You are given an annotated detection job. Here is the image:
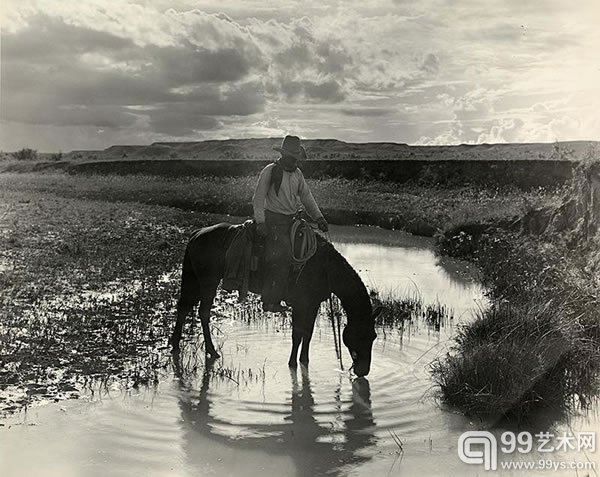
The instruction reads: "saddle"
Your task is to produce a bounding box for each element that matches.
[222,218,318,302]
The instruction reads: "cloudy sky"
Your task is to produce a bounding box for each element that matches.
[1,0,599,151]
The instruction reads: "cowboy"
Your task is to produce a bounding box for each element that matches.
[253,135,328,312]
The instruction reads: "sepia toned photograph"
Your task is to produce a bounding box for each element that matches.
[1,1,599,475]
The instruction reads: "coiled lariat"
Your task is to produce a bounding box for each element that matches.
[290,219,318,265]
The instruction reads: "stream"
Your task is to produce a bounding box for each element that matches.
[0,225,597,476]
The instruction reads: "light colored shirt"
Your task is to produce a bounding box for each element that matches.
[253,163,324,224]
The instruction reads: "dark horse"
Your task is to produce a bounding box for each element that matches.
[171,223,378,376]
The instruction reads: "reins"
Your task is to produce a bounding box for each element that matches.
[324,231,344,370]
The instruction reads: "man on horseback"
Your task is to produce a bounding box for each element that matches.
[253,135,328,312]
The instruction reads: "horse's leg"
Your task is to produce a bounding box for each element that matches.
[198,285,220,359]
[171,251,201,349]
[171,299,194,349]
[299,304,320,366]
[288,314,303,368]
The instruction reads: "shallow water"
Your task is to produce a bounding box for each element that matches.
[1,226,598,476]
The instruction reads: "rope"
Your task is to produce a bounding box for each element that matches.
[290,219,318,266]
[325,231,344,370]
[329,294,340,361]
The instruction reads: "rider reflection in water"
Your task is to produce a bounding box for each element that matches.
[253,135,329,313]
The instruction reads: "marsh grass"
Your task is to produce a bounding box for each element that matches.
[0,172,558,235]
[0,187,223,413]
[174,332,268,388]
[431,236,600,420]
[431,301,599,420]
[215,286,455,342]
[369,289,453,333]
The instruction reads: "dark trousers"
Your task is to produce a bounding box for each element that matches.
[262,210,293,304]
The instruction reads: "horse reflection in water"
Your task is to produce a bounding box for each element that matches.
[173,354,377,476]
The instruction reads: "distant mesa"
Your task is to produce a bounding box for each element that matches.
[60,138,599,163]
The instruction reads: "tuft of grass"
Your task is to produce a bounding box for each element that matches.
[431,301,599,420]
[369,289,453,332]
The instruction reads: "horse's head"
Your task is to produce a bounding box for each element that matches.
[342,306,381,377]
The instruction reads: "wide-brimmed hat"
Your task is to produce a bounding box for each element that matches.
[273,135,307,161]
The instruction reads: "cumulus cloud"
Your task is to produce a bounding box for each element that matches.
[272,78,347,103]
[149,45,253,85]
[0,5,362,146]
[2,15,134,59]
[0,0,598,150]
[1,9,268,141]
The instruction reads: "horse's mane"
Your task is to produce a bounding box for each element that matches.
[321,239,365,287]
[316,236,373,329]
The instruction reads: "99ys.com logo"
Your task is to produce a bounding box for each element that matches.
[458,430,596,471]
[458,432,498,470]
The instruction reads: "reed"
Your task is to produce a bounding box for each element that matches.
[369,289,453,332]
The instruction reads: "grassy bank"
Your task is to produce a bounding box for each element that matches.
[432,163,600,421]
[0,172,559,236]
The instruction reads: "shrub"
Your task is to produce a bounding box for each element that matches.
[12,148,38,161]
